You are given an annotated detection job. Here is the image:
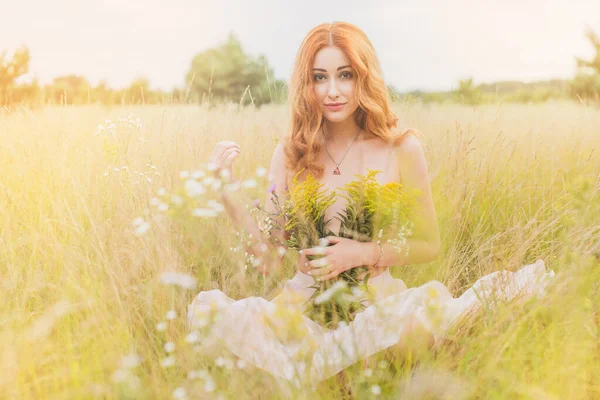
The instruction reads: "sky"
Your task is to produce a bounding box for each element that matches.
[1,0,599,92]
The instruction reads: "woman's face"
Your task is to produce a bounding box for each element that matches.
[312,46,359,123]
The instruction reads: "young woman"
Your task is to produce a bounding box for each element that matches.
[188,21,554,388]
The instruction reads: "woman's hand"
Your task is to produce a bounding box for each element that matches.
[300,236,382,281]
[209,140,240,178]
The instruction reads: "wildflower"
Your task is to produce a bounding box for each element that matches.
[256,167,267,177]
[207,199,225,213]
[236,359,247,369]
[241,179,258,189]
[219,169,231,180]
[172,387,187,399]
[252,199,260,208]
[157,203,169,212]
[215,356,234,369]
[132,218,150,236]
[364,368,373,377]
[191,169,205,179]
[166,310,177,320]
[211,180,222,191]
[156,322,167,332]
[224,181,241,192]
[314,281,347,305]
[180,170,190,179]
[160,356,176,368]
[185,331,200,343]
[157,187,167,196]
[132,217,144,226]
[171,195,183,206]
[203,377,216,392]
[277,246,286,257]
[160,272,197,289]
[206,162,218,172]
[111,369,128,383]
[94,124,104,136]
[268,183,277,193]
[120,353,142,369]
[311,246,328,256]
[202,176,215,186]
[185,179,206,197]
[192,208,218,218]
[164,342,175,353]
[187,370,198,380]
[371,384,381,396]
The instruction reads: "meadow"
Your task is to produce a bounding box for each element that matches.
[1,101,599,399]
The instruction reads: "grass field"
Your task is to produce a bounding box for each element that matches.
[1,101,599,399]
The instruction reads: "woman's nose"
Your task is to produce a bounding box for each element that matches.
[327,79,340,98]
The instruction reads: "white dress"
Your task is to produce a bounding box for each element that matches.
[187,258,555,388]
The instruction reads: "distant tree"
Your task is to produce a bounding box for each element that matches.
[454,77,482,105]
[571,27,600,102]
[185,33,279,107]
[124,77,151,104]
[91,81,118,105]
[0,46,31,106]
[46,75,90,105]
[575,28,600,74]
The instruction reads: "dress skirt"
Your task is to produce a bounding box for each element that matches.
[187,260,555,388]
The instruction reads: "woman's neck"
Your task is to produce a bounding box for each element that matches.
[321,117,363,146]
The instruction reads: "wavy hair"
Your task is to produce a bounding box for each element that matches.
[282,21,416,188]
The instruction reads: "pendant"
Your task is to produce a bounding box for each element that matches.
[333,167,341,175]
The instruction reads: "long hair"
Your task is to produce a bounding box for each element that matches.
[283,21,415,188]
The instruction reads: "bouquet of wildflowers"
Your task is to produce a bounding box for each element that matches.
[253,168,419,329]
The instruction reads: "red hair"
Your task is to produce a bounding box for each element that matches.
[282,21,415,188]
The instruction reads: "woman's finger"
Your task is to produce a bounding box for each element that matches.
[215,142,240,160]
[308,265,331,277]
[325,236,342,244]
[224,149,240,166]
[301,246,329,257]
[308,256,330,269]
[314,267,341,282]
[298,252,311,274]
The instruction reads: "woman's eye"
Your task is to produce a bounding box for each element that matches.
[313,72,352,82]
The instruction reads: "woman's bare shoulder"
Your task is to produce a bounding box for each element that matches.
[392,129,430,187]
[394,129,424,153]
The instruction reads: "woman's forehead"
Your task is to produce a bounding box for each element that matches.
[313,46,350,69]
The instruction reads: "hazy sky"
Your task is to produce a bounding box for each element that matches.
[1,0,599,92]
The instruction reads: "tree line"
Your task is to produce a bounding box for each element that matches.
[0,33,289,108]
[1,29,600,109]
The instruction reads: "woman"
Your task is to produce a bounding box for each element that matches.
[187,21,554,388]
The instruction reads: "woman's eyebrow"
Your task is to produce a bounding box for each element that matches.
[312,65,351,72]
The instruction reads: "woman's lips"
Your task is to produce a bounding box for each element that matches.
[326,103,345,111]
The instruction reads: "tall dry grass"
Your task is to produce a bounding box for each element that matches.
[0,101,599,399]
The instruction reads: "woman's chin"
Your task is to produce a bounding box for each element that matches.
[323,111,350,122]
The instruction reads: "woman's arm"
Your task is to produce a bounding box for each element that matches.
[216,141,289,274]
[362,133,441,269]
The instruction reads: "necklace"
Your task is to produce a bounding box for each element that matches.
[322,126,362,175]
